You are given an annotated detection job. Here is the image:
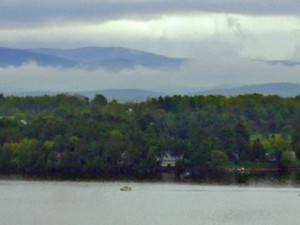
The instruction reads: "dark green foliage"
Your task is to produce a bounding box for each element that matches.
[211,150,228,167]
[91,94,108,108]
[251,138,266,161]
[0,94,4,101]
[0,93,299,173]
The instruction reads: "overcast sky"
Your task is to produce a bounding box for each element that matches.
[0,0,300,92]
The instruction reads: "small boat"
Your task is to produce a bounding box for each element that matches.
[120,186,132,191]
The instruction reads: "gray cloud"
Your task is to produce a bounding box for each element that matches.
[0,0,299,93]
[293,46,300,61]
[0,0,299,26]
[1,14,298,61]
[226,17,247,40]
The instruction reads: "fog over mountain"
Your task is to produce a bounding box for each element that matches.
[0,47,188,70]
[1,46,300,95]
[0,1,299,93]
[0,48,76,67]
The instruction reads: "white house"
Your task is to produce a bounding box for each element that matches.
[157,153,183,167]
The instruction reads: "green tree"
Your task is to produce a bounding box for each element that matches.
[263,134,292,166]
[281,151,297,167]
[91,94,108,107]
[211,150,228,167]
[0,93,5,101]
[234,123,251,161]
[251,138,266,161]
[291,119,300,160]
[188,128,214,166]
[7,138,39,170]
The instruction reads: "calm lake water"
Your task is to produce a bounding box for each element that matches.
[0,175,300,225]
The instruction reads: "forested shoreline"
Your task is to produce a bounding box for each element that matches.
[1,93,300,175]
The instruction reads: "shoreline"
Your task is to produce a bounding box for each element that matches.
[0,167,299,182]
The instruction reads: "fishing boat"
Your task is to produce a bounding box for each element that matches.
[120,186,132,191]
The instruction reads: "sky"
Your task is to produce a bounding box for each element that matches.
[0,0,300,93]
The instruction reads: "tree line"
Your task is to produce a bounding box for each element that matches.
[0,93,300,174]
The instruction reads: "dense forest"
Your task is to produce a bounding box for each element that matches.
[0,93,300,175]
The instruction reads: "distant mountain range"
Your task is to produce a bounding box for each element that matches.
[1,46,298,70]
[0,47,188,70]
[77,89,165,102]
[7,89,166,103]
[193,83,300,97]
[253,59,300,67]
[0,48,76,67]
[6,83,300,102]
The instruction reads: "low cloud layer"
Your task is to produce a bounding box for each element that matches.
[1,51,299,94]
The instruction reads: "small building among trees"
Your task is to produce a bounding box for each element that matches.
[157,153,183,168]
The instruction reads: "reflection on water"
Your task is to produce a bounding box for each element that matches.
[2,171,300,186]
[1,170,300,187]
[199,171,300,186]
[160,170,300,187]
[0,178,300,225]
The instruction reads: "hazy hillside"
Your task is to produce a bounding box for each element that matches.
[28,47,189,70]
[5,83,300,102]
[254,59,300,67]
[77,89,166,102]
[0,48,76,67]
[7,89,166,103]
[0,47,188,70]
[194,83,300,97]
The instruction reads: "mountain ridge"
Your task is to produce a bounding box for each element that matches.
[0,47,76,67]
[193,82,300,97]
[0,46,188,70]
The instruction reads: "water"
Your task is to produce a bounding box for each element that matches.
[0,179,300,225]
